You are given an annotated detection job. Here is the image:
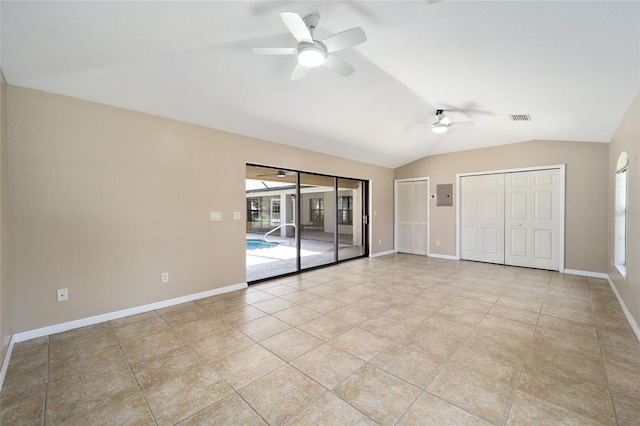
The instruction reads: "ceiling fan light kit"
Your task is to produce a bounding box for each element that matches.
[432,124,449,134]
[297,43,325,67]
[253,11,367,80]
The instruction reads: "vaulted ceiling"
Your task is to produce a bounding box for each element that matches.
[1,1,638,168]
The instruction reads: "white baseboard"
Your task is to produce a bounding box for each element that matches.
[0,336,15,392]
[606,276,640,342]
[369,250,395,258]
[563,269,610,279]
[428,253,459,260]
[13,282,248,344]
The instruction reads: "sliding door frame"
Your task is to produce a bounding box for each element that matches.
[246,163,369,283]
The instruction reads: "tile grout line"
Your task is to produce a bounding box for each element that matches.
[41,336,50,426]
[158,302,327,425]
[423,270,506,425]
[107,321,158,426]
[501,274,550,426]
[589,280,622,426]
[148,307,256,425]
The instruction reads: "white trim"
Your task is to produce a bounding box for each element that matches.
[456,164,566,272]
[563,269,610,279]
[368,179,373,257]
[456,164,566,178]
[394,177,430,256]
[0,336,15,392]
[427,253,459,261]
[606,275,640,342]
[370,250,395,258]
[558,165,566,273]
[13,282,247,343]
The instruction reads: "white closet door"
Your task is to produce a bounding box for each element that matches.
[460,174,505,263]
[505,169,560,269]
[396,180,429,255]
[411,180,429,255]
[397,182,413,253]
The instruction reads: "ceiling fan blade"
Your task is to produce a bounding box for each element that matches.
[290,63,310,80]
[323,55,355,77]
[450,121,475,127]
[280,12,313,43]
[323,27,367,53]
[252,47,297,55]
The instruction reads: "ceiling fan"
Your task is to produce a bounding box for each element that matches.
[414,109,475,134]
[256,170,294,179]
[252,12,367,80]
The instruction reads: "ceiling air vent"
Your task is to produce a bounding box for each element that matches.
[509,114,531,121]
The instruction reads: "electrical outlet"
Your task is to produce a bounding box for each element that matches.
[57,288,68,302]
[378,239,382,245]
[161,273,169,283]
[436,240,440,247]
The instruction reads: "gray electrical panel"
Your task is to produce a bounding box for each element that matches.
[436,184,453,206]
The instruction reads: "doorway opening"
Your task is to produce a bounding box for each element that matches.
[246,164,369,282]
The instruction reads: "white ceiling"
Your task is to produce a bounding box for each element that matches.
[1,1,639,168]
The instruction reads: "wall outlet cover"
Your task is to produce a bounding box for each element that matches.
[57,288,68,302]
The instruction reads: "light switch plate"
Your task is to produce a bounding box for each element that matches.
[233,211,241,220]
[209,212,222,221]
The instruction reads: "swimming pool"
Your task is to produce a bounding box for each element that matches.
[246,239,279,250]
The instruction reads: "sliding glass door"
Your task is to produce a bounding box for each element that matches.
[246,164,368,282]
[337,178,367,261]
[300,173,335,270]
[245,165,297,282]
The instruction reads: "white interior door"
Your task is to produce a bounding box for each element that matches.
[396,180,429,255]
[411,181,429,255]
[505,169,560,269]
[460,174,505,264]
[397,182,413,253]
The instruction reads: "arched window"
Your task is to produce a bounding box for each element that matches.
[615,151,629,278]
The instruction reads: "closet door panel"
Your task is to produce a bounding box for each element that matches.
[461,174,504,264]
[534,229,553,260]
[530,169,560,269]
[396,180,429,255]
[397,223,412,254]
[412,181,429,255]
[396,182,412,253]
[505,169,560,269]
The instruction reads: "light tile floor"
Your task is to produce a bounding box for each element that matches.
[2,254,640,425]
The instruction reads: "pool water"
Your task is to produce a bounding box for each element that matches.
[246,239,279,250]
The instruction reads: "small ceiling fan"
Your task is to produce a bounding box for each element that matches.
[414,109,475,134]
[256,170,294,179]
[252,12,367,80]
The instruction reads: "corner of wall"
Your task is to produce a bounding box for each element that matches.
[607,91,640,340]
[0,69,13,381]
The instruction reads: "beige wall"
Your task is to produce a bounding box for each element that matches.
[8,86,394,332]
[0,71,11,366]
[608,92,639,328]
[395,140,609,273]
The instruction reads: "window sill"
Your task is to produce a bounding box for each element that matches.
[615,264,627,279]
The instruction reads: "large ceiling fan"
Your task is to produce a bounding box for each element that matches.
[414,109,475,134]
[252,12,367,80]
